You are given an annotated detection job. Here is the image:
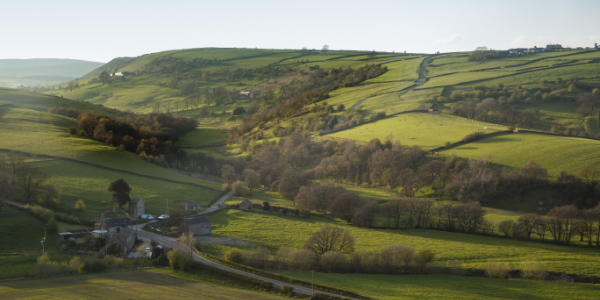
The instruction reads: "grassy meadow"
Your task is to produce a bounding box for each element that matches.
[323,112,505,150]
[0,107,221,189]
[30,159,220,218]
[276,271,600,300]
[211,210,600,277]
[441,132,600,175]
[0,207,72,279]
[174,126,230,148]
[0,269,289,300]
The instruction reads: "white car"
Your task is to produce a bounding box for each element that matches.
[145,247,151,253]
[158,214,170,220]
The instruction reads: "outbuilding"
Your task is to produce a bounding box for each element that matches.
[181,216,212,235]
[239,199,252,211]
[129,198,145,217]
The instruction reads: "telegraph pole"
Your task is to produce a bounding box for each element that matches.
[42,226,46,255]
[312,269,314,297]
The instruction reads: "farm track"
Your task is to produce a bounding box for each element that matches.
[0,148,220,191]
[135,227,362,299]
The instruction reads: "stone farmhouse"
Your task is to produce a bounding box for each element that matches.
[181,216,211,235]
[105,226,137,257]
[178,201,199,211]
[129,198,145,218]
[94,215,133,239]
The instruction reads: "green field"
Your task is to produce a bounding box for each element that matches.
[323,112,505,150]
[0,87,106,113]
[0,107,221,189]
[0,269,289,300]
[174,127,230,148]
[31,159,219,218]
[211,210,600,277]
[276,271,600,300]
[0,208,71,279]
[441,132,600,175]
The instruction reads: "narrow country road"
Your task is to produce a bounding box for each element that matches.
[200,190,233,214]
[134,228,361,299]
[397,56,430,99]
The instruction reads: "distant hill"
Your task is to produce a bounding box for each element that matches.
[0,58,104,88]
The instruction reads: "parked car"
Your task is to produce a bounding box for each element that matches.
[145,247,151,253]
[158,214,170,220]
[146,215,155,220]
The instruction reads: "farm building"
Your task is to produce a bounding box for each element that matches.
[239,91,250,99]
[94,215,133,238]
[207,88,216,94]
[178,201,198,211]
[105,226,137,257]
[129,198,145,217]
[239,199,252,211]
[181,216,211,235]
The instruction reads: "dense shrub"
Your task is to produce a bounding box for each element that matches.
[462,131,486,143]
[224,249,245,264]
[232,180,246,196]
[485,261,510,279]
[521,261,548,280]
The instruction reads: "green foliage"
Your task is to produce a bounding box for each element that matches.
[224,249,245,264]
[211,210,600,277]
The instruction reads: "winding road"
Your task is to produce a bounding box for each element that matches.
[134,226,360,299]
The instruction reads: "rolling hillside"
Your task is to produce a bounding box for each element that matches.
[0,58,104,88]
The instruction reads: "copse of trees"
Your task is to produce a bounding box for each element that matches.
[75,111,197,167]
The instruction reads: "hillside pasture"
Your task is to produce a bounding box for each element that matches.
[31,159,219,218]
[0,269,289,299]
[211,210,600,277]
[276,271,600,300]
[174,127,229,148]
[441,132,600,175]
[324,112,505,150]
[0,209,71,279]
[0,107,221,189]
[0,87,104,112]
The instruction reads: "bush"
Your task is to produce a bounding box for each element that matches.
[80,256,108,273]
[444,141,451,148]
[414,248,435,274]
[75,199,86,211]
[224,249,245,264]
[68,127,77,135]
[521,261,548,280]
[462,131,485,143]
[46,217,58,233]
[232,106,246,115]
[498,220,514,237]
[262,201,270,211]
[319,251,348,273]
[336,104,345,111]
[232,181,246,196]
[485,261,510,279]
[167,248,192,271]
[221,183,230,192]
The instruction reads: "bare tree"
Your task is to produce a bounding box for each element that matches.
[221,164,236,185]
[303,226,355,256]
[243,168,260,195]
[15,165,48,203]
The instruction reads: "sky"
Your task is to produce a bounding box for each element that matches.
[1,0,599,62]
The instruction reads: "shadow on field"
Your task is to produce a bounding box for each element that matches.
[0,269,189,290]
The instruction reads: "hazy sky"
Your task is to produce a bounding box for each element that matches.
[1,0,599,62]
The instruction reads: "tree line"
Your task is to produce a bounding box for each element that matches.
[228,64,387,141]
[72,111,197,167]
